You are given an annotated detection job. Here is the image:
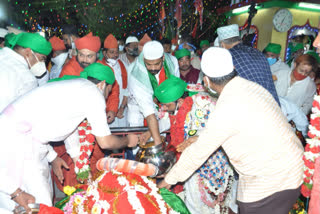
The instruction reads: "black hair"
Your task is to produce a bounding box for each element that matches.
[62,24,78,35]
[220,36,241,45]
[87,76,108,85]
[207,70,238,85]
[160,38,171,45]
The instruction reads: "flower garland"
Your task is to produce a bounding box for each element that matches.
[302,96,320,197]
[75,120,95,182]
[169,96,194,148]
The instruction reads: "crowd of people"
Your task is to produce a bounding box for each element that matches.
[0,22,320,214]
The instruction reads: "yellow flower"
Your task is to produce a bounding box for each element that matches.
[63,186,76,196]
[92,204,101,214]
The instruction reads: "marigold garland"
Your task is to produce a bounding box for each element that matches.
[75,120,95,182]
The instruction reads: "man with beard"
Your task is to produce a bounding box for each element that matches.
[175,48,200,84]
[61,24,79,58]
[119,36,139,66]
[101,34,128,127]
[128,41,179,146]
[59,32,119,123]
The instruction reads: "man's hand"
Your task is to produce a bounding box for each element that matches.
[107,111,116,123]
[127,134,139,147]
[176,136,199,152]
[52,157,69,184]
[139,131,152,146]
[116,107,125,119]
[11,189,35,214]
[157,179,171,190]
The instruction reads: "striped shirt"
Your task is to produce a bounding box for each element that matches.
[165,77,304,203]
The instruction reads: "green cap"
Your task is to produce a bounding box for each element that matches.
[200,40,210,48]
[4,33,16,49]
[306,51,320,63]
[13,33,52,55]
[291,43,304,53]
[175,48,191,60]
[48,75,82,83]
[154,77,187,103]
[264,43,281,54]
[80,63,115,85]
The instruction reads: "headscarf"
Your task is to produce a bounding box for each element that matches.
[75,32,101,53]
[200,40,209,48]
[139,34,152,47]
[80,63,115,85]
[104,34,118,49]
[154,77,187,103]
[48,75,82,83]
[49,36,66,51]
[175,48,191,60]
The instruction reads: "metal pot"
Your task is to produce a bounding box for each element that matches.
[14,203,40,214]
[135,139,176,176]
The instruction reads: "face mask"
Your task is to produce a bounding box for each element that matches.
[293,69,308,81]
[107,58,117,67]
[51,52,68,67]
[127,47,139,56]
[26,50,47,77]
[267,57,277,66]
[119,45,124,52]
[204,76,219,98]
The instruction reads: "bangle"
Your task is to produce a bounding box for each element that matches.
[11,189,24,200]
[120,105,126,109]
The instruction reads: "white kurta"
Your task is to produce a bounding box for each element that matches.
[106,59,129,128]
[49,52,68,80]
[0,79,110,211]
[270,59,291,75]
[274,69,316,115]
[127,53,180,127]
[0,47,38,112]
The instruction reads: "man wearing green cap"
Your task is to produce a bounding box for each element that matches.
[0,63,139,212]
[287,43,305,69]
[142,77,237,213]
[263,43,291,79]
[0,32,52,112]
[200,40,210,53]
[175,48,201,84]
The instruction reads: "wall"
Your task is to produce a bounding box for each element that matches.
[229,7,320,60]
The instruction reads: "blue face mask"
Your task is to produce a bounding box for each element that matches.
[267,57,277,66]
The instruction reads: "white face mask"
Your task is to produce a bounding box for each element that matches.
[204,76,219,97]
[26,50,47,77]
[107,58,117,67]
[119,45,124,52]
[51,52,68,67]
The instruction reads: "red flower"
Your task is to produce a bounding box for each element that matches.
[80,152,89,160]
[305,159,315,169]
[76,161,85,169]
[311,117,320,130]
[304,169,312,177]
[304,177,311,183]
[78,130,86,136]
[312,100,320,110]
[310,146,320,153]
[86,134,95,143]
[88,144,94,151]
[308,131,316,139]
[301,184,311,197]
[305,144,310,152]
[79,138,85,143]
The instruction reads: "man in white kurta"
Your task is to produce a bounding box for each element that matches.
[0,32,52,112]
[275,54,317,115]
[0,63,138,212]
[128,41,179,145]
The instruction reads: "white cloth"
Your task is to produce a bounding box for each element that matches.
[127,53,179,127]
[50,52,68,79]
[270,58,291,75]
[217,24,240,41]
[190,51,201,70]
[119,53,136,67]
[37,70,49,86]
[0,47,38,112]
[143,41,164,60]
[274,69,316,115]
[279,97,309,137]
[0,79,110,211]
[106,59,129,128]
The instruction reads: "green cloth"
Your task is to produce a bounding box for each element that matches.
[155,77,187,103]
[306,51,320,63]
[175,48,191,60]
[160,188,191,214]
[80,63,115,85]
[291,43,304,53]
[265,43,281,54]
[4,33,16,49]
[48,75,82,83]
[200,40,209,48]
[14,32,52,55]
[147,59,174,92]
